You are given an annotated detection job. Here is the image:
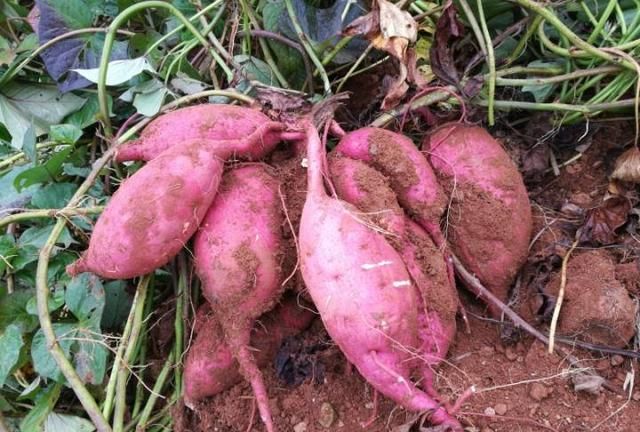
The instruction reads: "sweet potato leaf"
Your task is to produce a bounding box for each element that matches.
[35,0,128,92]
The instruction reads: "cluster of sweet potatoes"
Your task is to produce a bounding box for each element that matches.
[67,103,532,432]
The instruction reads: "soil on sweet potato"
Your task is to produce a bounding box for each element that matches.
[174,121,640,432]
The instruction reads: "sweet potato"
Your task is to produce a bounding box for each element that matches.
[193,164,285,432]
[423,123,533,317]
[334,127,448,245]
[67,138,223,279]
[183,296,315,408]
[328,156,458,397]
[300,123,461,430]
[116,104,289,162]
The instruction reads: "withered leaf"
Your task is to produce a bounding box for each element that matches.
[580,196,631,245]
[429,0,465,87]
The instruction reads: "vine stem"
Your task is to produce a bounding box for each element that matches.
[476,0,496,125]
[101,277,149,421]
[494,65,622,86]
[0,207,103,230]
[477,97,639,113]
[98,1,234,135]
[113,276,150,432]
[283,0,331,94]
[34,89,243,432]
[36,151,117,432]
[370,87,456,127]
[512,0,638,70]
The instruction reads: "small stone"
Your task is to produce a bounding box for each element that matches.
[293,421,308,432]
[494,403,508,416]
[505,346,518,361]
[529,383,551,401]
[481,428,494,432]
[480,345,494,357]
[364,402,374,409]
[611,355,624,367]
[632,392,640,401]
[290,416,299,425]
[318,403,336,428]
[483,407,496,416]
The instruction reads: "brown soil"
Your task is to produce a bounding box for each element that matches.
[544,249,637,348]
[176,121,640,432]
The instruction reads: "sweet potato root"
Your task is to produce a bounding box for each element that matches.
[300,123,461,430]
[67,138,223,279]
[116,104,288,162]
[183,296,315,407]
[334,127,448,244]
[193,164,285,432]
[424,123,533,317]
[328,156,458,397]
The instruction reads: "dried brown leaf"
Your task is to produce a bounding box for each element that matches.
[429,0,464,87]
[611,147,640,183]
[580,196,631,245]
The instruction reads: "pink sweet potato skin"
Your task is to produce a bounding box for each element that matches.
[116,104,282,162]
[424,123,533,316]
[67,139,222,279]
[300,124,460,430]
[183,297,315,407]
[193,164,284,432]
[334,127,448,243]
[328,156,458,387]
[194,164,284,318]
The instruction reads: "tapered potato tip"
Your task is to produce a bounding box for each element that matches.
[611,147,640,183]
[114,139,144,163]
[66,258,88,277]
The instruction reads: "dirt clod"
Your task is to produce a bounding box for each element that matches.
[294,421,308,432]
[611,354,625,367]
[494,403,508,416]
[529,383,552,401]
[546,249,638,348]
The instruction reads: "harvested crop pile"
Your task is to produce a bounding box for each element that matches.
[67,102,542,431]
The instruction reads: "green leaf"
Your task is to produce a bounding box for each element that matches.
[26,289,65,316]
[0,165,41,212]
[65,94,109,129]
[0,83,85,149]
[102,281,133,331]
[31,323,75,382]
[17,224,75,250]
[16,34,38,54]
[133,83,169,117]
[522,60,562,103]
[0,235,17,275]
[0,36,15,66]
[65,274,104,323]
[49,124,82,144]
[44,413,95,432]
[73,57,155,86]
[22,124,37,165]
[234,55,276,86]
[0,324,24,387]
[31,183,76,209]
[13,145,74,191]
[19,383,62,432]
[73,321,107,385]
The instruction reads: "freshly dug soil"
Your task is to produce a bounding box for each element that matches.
[544,249,637,348]
[175,122,640,432]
